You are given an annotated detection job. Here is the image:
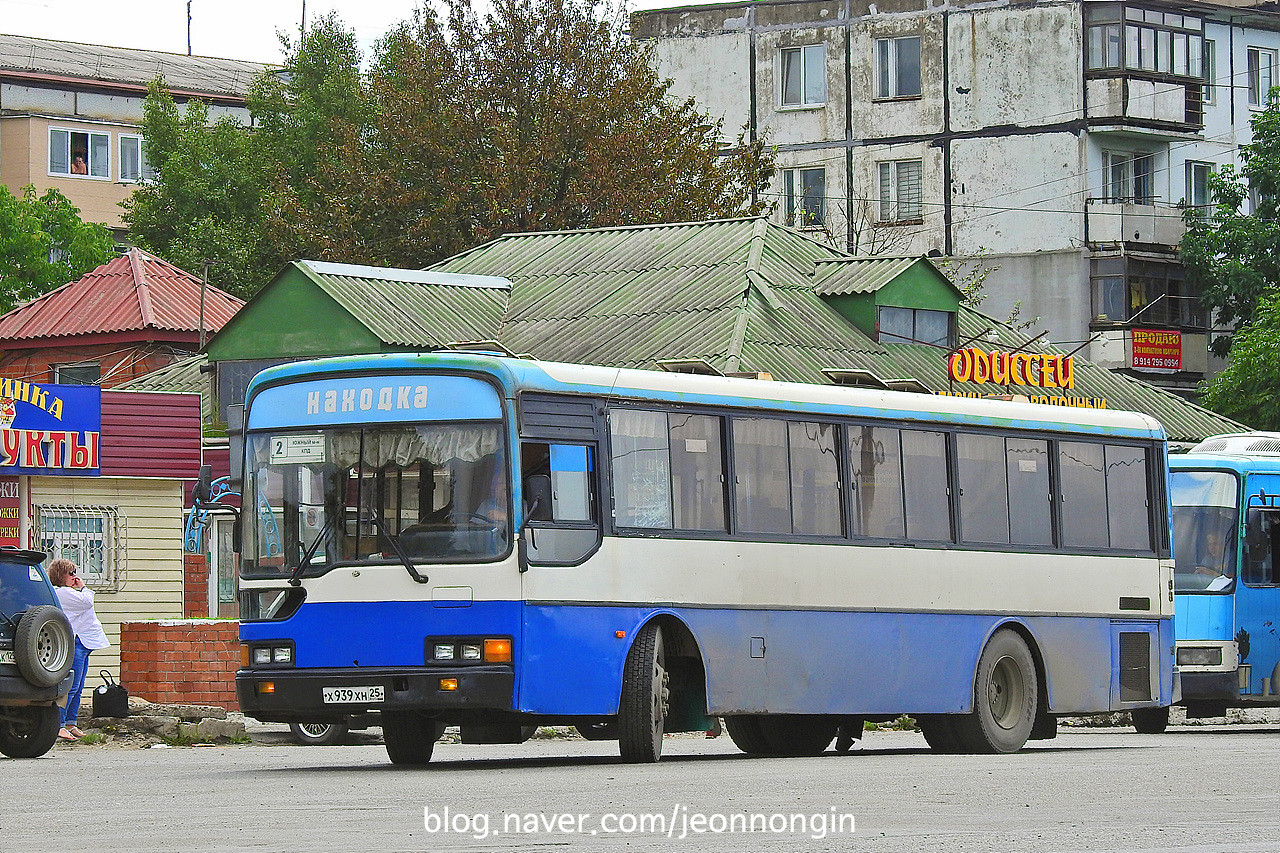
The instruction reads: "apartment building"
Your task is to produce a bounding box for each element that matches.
[633,0,1280,392]
[0,33,267,238]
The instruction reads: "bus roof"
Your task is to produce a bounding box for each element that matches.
[247,351,1167,440]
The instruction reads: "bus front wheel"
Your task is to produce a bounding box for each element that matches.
[1131,706,1170,734]
[618,623,668,763]
[382,711,439,765]
[953,629,1038,754]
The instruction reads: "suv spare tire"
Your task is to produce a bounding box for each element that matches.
[15,605,74,688]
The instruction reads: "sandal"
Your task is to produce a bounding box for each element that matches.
[58,728,78,741]
[67,726,86,738]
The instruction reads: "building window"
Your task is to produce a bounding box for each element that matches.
[875,36,922,99]
[877,159,923,222]
[1091,256,1204,329]
[779,44,826,107]
[1102,151,1155,204]
[35,505,126,592]
[1085,5,1203,78]
[49,128,109,178]
[119,135,154,183]
[1184,161,1213,217]
[1248,47,1277,108]
[1202,39,1215,104]
[782,167,825,227]
[877,306,953,347]
[55,362,101,385]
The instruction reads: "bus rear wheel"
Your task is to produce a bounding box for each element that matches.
[618,623,668,763]
[1131,706,1170,734]
[724,715,773,755]
[382,711,439,765]
[952,629,1038,754]
[917,715,965,754]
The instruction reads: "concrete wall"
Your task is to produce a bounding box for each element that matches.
[957,249,1091,349]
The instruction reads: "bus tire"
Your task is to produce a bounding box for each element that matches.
[917,715,965,753]
[618,622,668,763]
[1131,706,1170,734]
[289,721,349,746]
[724,715,773,755]
[953,629,1038,754]
[382,711,438,765]
[756,715,838,756]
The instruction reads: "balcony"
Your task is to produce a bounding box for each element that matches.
[1087,200,1186,247]
[1086,76,1203,135]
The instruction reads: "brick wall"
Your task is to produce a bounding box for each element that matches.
[119,620,239,710]
[183,554,209,618]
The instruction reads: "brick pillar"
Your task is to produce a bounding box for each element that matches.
[183,553,209,618]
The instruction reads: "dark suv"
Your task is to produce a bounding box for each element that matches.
[0,547,74,758]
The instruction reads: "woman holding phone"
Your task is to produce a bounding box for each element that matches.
[48,559,109,741]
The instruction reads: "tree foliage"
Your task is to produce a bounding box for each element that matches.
[1201,288,1280,430]
[0,185,115,314]
[1181,88,1280,358]
[126,2,774,296]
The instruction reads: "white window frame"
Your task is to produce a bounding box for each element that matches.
[778,44,826,108]
[48,127,111,180]
[1202,38,1215,104]
[118,134,154,183]
[782,167,826,227]
[35,505,127,593]
[875,36,923,99]
[1184,161,1213,215]
[1248,46,1277,108]
[877,159,923,223]
[1102,150,1155,205]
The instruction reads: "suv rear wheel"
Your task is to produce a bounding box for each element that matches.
[0,704,61,758]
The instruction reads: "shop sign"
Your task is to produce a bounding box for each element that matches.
[1131,328,1182,372]
[0,381,100,476]
[947,348,1075,389]
[0,477,17,548]
[937,391,1107,408]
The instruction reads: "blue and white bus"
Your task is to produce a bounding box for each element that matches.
[227,351,1175,763]
[1167,433,1280,727]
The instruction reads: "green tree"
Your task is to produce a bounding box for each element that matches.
[0,185,115,314]
[1181,88,1280,357]
[122,82,276,300]
[1201,287,1280,429]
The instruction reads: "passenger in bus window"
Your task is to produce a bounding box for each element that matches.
[1194,526,1235,590]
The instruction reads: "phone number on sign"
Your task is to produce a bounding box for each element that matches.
[1134,357,1180,369]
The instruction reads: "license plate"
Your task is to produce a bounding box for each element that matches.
[322,685,384,704]
[0,650,14,665]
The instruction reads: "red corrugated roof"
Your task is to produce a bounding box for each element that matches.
[0,249,243,343]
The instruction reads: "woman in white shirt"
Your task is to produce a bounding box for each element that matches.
[48,559,110,741]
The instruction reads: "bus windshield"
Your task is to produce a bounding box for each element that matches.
[1171,469,1238,593]
[241,424,507,578]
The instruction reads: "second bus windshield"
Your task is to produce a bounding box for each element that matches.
[1171,470,1238,593]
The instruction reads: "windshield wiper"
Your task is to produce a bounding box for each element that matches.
[287,527,328,587]
[363,508,429,584]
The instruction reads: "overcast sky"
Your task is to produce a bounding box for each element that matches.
[0,0,691,65]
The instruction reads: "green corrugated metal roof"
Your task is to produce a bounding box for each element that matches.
[429,217,1242,443]
[120,354,213,422]
[295,261,510,348]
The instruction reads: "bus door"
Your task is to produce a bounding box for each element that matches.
[1238,478,1280,695]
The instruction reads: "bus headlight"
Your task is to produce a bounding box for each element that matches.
[1177,647,1223,667]
[434,643,456,661]
[461,643,482,661]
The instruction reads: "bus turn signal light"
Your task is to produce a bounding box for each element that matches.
[439,678,458,691]
[258,681,275,694]
[484,638,512,662]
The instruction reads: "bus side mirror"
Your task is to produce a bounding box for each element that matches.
[227,404,244,490]
[524,474,553,522]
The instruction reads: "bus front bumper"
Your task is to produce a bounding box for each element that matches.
[236,666,514,723]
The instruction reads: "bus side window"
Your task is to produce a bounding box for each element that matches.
[1244,509,1280,586]
[521,442,600,566]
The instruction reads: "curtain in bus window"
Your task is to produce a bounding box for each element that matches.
[1006,438,1053,546]
[902,430,950,541]
[1058,442,1109,549]
[848,425,904,539]
[610,409,673,529]
[789,421,842,536]
[1105,445,1151,550]
[957,433,1010,545]
[733,418,791,534]
[668,413,726,531]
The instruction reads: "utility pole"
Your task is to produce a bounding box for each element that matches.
[301,1,307,35]
[187,1,193,55]
[199,260,209,350]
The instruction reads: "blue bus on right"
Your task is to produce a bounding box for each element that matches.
[1168,432,1280,726]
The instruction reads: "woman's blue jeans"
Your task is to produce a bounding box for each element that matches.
[62,639,91,725]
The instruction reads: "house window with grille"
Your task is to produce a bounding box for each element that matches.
[35,505,126,592]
